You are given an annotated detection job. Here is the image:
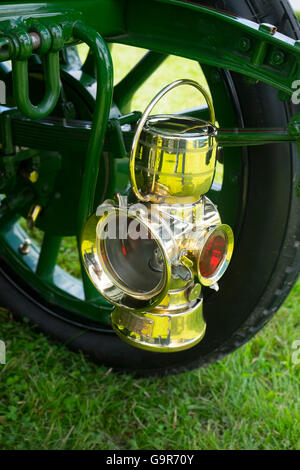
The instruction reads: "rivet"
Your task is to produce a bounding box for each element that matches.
[270,51,285,66]
[239,37,251,52]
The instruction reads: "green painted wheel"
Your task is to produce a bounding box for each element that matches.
[0,0,299,375]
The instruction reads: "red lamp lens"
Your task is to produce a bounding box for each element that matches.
[199,233,227,278]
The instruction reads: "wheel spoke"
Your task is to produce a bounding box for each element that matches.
[36,233,62,282]
[113,51,167,110]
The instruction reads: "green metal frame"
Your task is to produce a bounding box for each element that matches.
[1,1,300,94]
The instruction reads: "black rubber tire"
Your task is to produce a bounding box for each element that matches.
[0,0,300,376]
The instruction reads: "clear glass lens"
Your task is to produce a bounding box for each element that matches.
[102,214,165,295]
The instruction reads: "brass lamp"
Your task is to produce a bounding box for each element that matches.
[81,79,234,352]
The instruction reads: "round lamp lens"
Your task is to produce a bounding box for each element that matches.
[101,214,166,296]
[199,231,227,279]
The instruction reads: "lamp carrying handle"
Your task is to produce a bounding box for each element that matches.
[129,79,216,203]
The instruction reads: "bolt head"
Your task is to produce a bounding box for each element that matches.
[270,51,285,66]
[239,37,251,52]
[29,32,41,50]
[18,239,31,255]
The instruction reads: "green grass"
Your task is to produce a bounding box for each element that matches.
[0,44,300,451]
[0,281,299,450]
[110,44,208,114]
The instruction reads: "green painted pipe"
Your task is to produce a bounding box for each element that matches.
[12,51,61,120]
[72,21,114,232]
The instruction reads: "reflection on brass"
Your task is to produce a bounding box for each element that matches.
[134,115,217,204]
[27,204,42,229]
[111,298,205,353]
[130,79,217,204]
